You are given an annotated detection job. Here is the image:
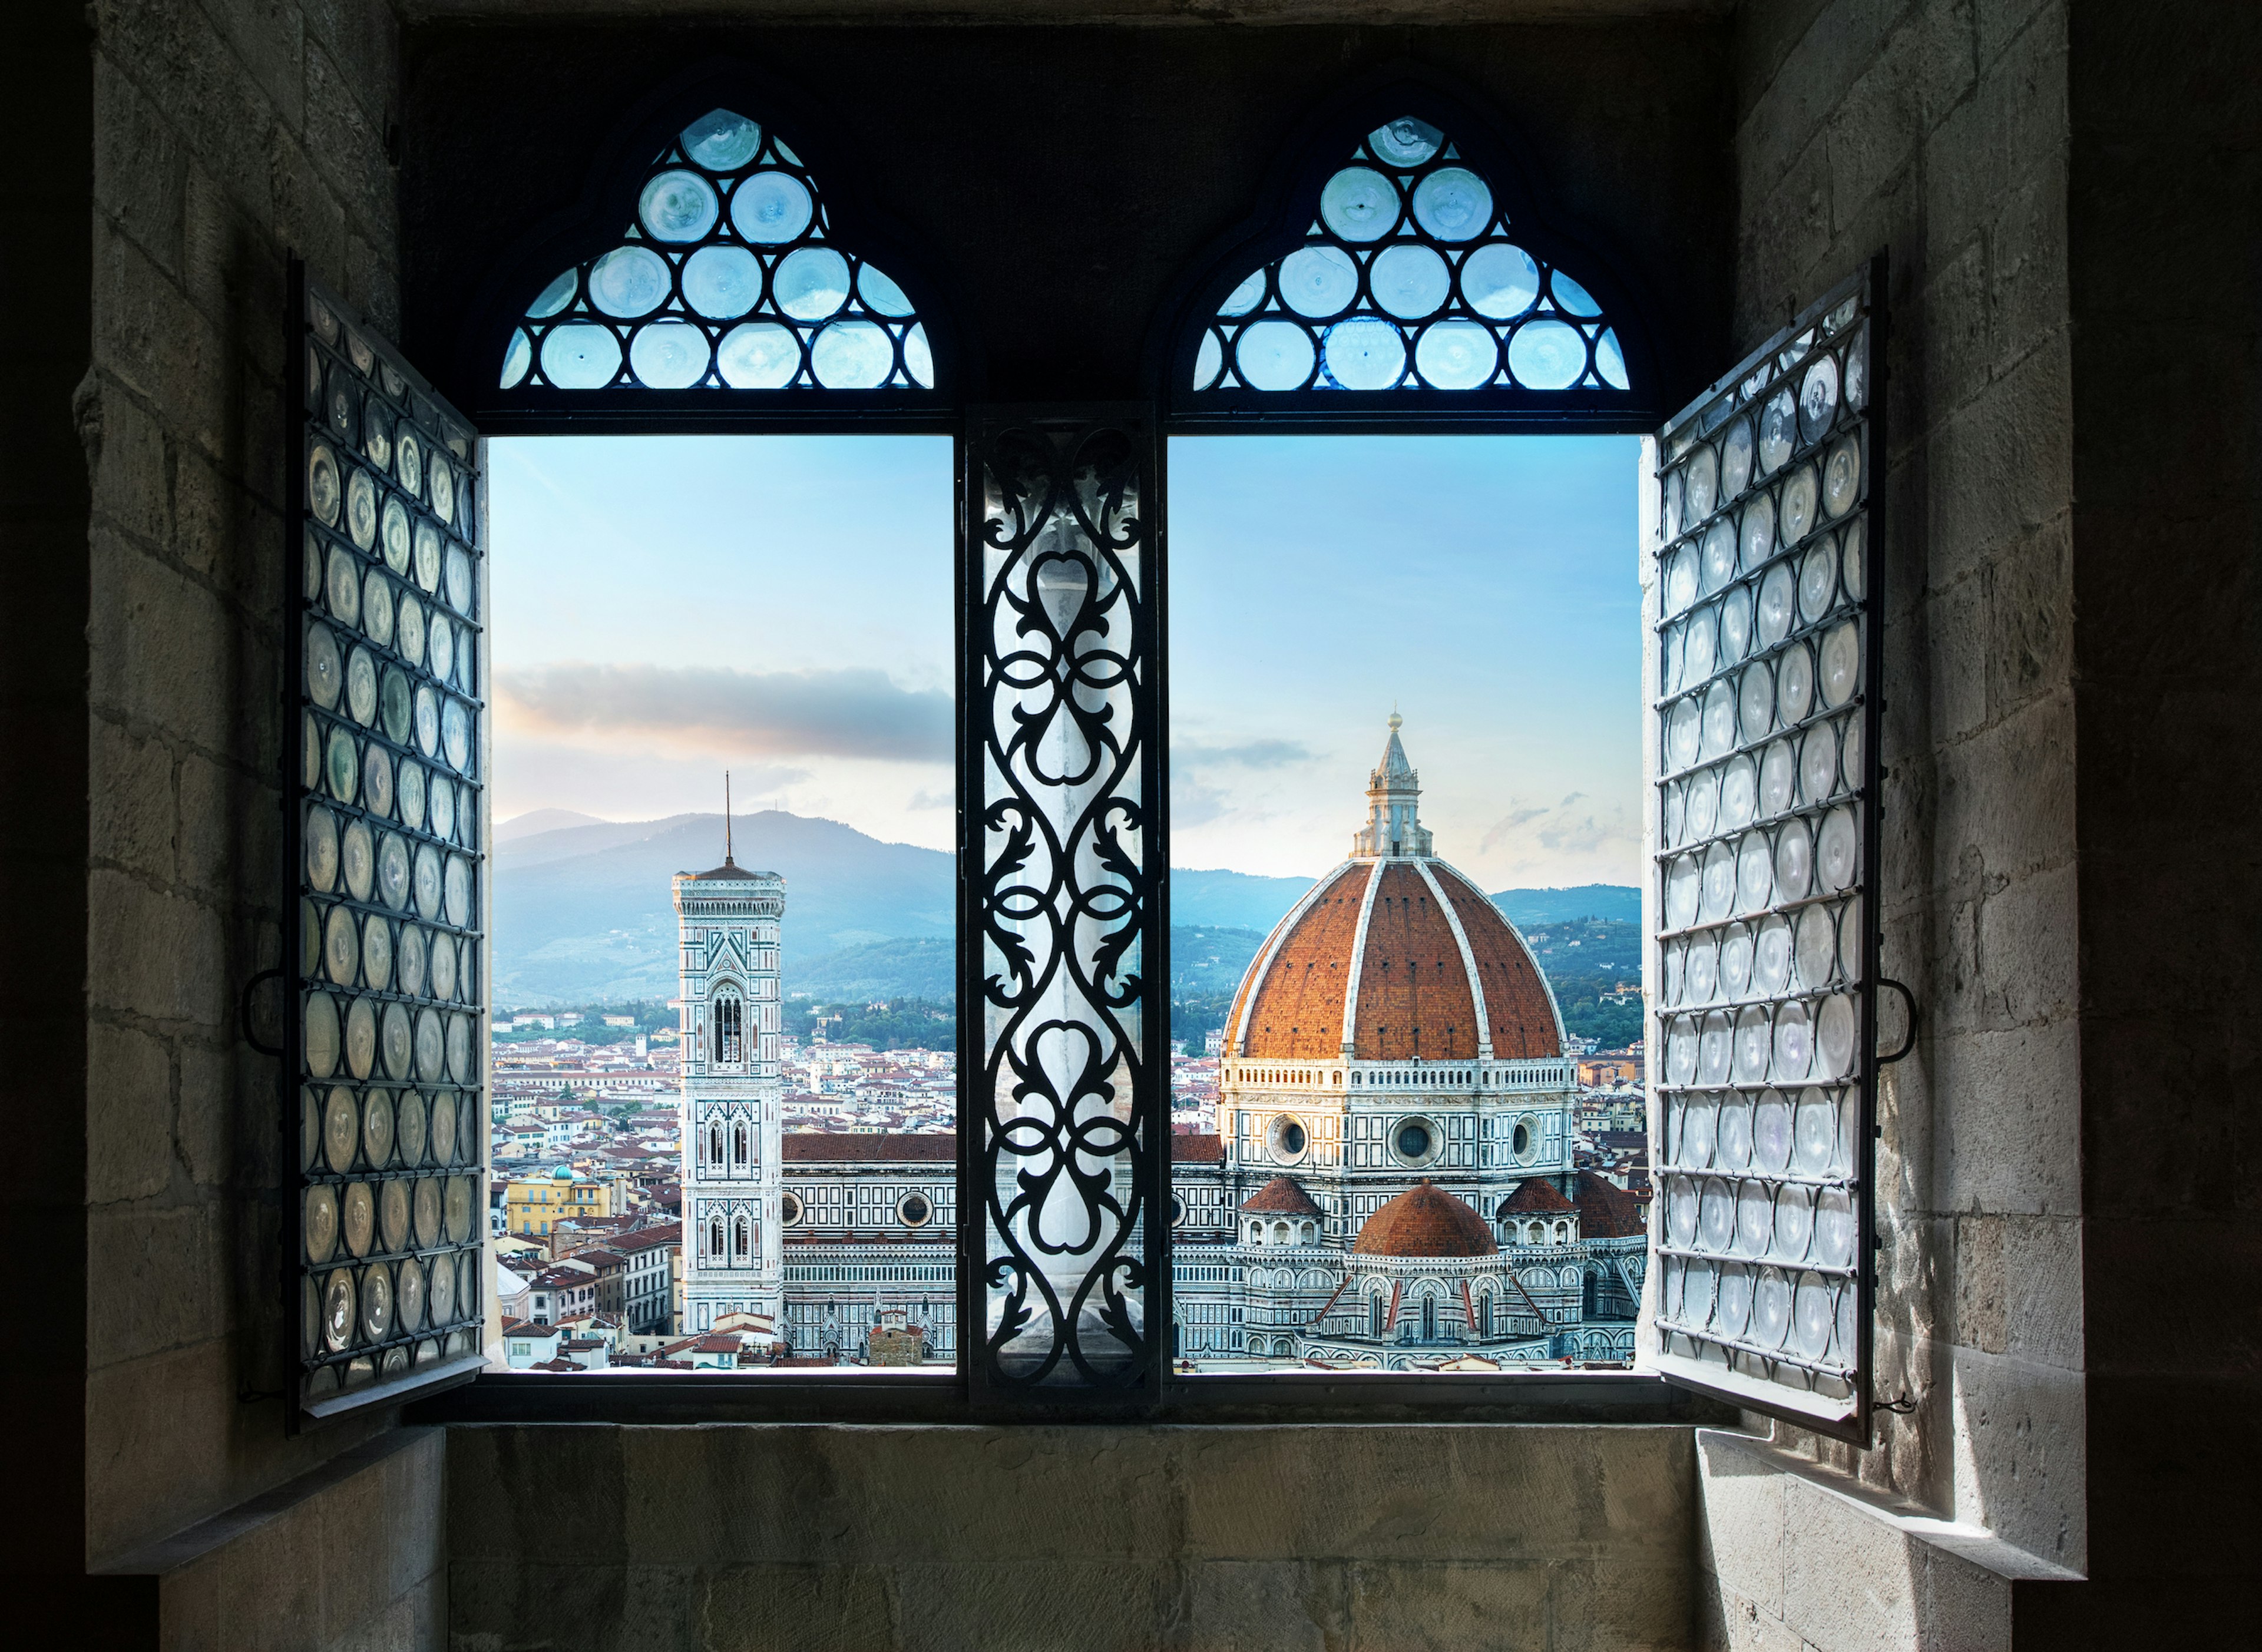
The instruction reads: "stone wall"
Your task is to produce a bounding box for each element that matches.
[100,1427,447,1652]
[1725,0,2079,1560]
[1700,0,2085,1639]
[80,0,408,1568]
[449,1423,1696,1652]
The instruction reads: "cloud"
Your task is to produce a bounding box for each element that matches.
[1479,792,1639,860]
[498,663,952,763]
[906,788,953,812]
[1174,737,1317,770]
[1171,773,1234,829]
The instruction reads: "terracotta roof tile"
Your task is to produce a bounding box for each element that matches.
[1575,1170,1645,1238]
[1431,863,1562,1058]
[1353,864,1478,1060]
[783,1133,953,1162]
[1502,1177,1576,1214]
[1351,1180,1497,1258]
[1232,863,1370,1058]
[1240,1175,1324,1217]
[1170,1133,1223,1163]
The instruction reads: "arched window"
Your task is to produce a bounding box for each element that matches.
[707,1217,724,1259]
[1477,1293,1493,1337]
[713,992,743,1064]
[1368,1293,1387,1338]
[733,1215,750,1260]
[1178,112,1634,410]
[732,1121,749,1166]
[500,108,934,395]
[707,1123,723,1167]
[1420,1295,1438,1342]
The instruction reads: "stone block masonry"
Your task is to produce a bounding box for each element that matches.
[80,0,411,1571]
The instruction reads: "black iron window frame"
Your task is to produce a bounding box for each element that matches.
[1642,259,1889,1446]
[287,264,492,1426]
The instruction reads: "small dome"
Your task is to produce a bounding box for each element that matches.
[1500,1177,1575,1214]
[1352,1180,1497,1258]
[1241,1175,1324,1217]
[1574,1170,1645,1238]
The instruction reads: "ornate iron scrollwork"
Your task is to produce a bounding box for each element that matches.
[964,410,1165,1401]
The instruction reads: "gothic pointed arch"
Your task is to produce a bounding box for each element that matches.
[1159,81,1662,426]
[468,69,954,423]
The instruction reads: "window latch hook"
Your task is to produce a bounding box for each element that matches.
[240,966,285,1058]
[1876,978,1918,1064]
[1874,1385,1920,1415]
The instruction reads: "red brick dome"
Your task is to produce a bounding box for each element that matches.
[1222,723,1564,1064]
[1351,1180,1499,1258]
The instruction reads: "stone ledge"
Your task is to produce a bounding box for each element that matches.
[92,1425,441,1579]
[1696,1428,2081,1652]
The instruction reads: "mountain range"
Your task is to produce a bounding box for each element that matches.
[491,809,1637,1007]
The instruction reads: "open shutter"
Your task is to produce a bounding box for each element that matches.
[963,408,1167,1405]
[289,264,488,1420]
[1645,261,1884,1442]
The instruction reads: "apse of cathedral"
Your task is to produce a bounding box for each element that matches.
[696,719,1642,1369]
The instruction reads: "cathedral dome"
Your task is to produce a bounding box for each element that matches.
[1241,1175,1324,1216]
[1222,719,1565,1062]
[1352,1180,1498,1258]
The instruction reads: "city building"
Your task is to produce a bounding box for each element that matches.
[504,1166,613,1238]
[753,721,1641,1368]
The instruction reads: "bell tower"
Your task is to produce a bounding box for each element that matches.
[674,783,786,1334]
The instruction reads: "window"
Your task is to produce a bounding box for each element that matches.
[1191,117,1626,400]
[312,76,1879,1430]
[713,992,743,1065]
[1645,269,1882,1441]
[501,109,934,396]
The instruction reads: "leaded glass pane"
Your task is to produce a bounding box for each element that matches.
[1189,117,1630,399]
[1645,264,1881,1442]
[502,108,933,393]
[967,412,1163,1400]
[293,269,488,1419]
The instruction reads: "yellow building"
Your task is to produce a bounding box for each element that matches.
[505,1166,614,1238]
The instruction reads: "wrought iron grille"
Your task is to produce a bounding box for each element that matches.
[1182,115,1630,406]
[963,410,1166,1403]
[1645,260,1885,1444]
[500,107,934,395]
[290,266,489,1420]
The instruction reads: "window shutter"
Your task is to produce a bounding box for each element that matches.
[289,264,488,1420]
[963,408,1166,1404]
[1645,260,1885,1442]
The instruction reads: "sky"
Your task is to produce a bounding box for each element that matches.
[487,432,1643,889]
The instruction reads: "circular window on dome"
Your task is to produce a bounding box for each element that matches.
[781,1191,803,1226]
[1268,1115,1309,1162]
[1171,1194,1186,1226]
[898,1192,932,1228]
[1512,1117,1537,1163]
[1392,1116,1441,1167]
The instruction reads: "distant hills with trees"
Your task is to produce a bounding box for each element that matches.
[493,809,1638,1019]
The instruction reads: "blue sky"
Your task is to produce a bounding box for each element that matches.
[488,433,1642,888]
